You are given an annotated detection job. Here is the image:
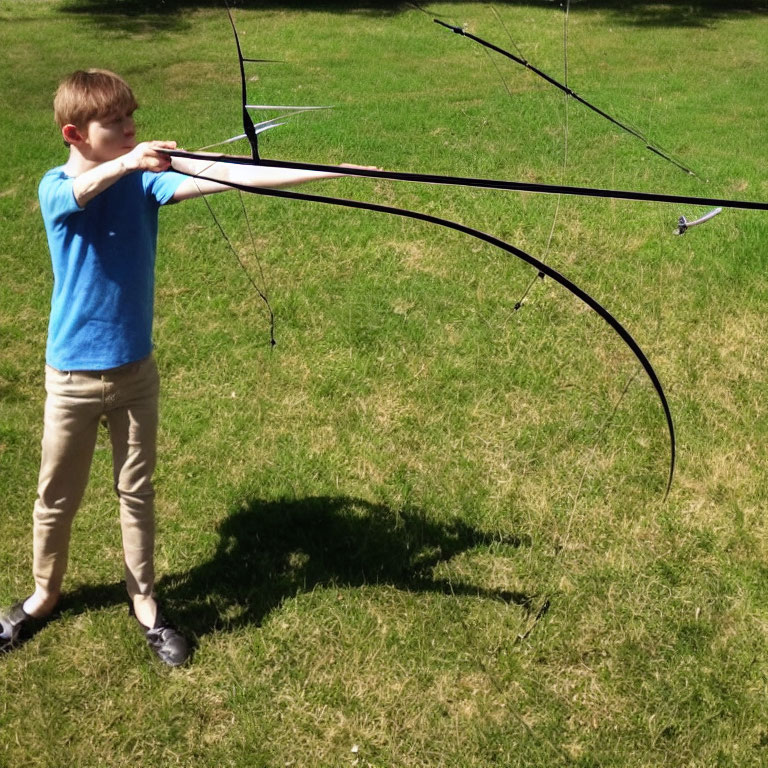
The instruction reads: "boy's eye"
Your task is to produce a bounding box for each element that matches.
[106,111,134,125]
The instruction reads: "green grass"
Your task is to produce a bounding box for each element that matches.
[2,1,768,766]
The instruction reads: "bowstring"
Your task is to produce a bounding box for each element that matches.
[479,3,664,642]
[237,187,275,344]
[186,157,276,347]
[512,0,570,311]
[503,0,573,642]
[530,4,672,629]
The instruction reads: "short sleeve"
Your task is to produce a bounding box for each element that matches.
[142,170,188,206]
[38,169,83,223]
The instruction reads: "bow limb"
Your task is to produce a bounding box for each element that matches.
[226,3,260,160]
[175,168,676,500]
[160,150,768,212]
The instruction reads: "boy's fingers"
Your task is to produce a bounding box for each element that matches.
[149,140,177,151]
[135,142,176,172]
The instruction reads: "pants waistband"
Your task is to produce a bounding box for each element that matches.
[48,354,153,379]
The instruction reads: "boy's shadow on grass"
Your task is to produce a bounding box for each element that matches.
[59,496,535,643]
[155,495,535,639]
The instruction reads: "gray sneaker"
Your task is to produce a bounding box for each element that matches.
[131,606,190,667]
[0,601,39,652]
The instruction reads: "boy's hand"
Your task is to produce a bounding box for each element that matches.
[121,141,178,173]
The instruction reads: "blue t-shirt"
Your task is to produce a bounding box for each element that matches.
[38,167,186,371]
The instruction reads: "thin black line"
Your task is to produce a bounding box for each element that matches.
[513,0,570,312]
[197,189,276,347]
[434,18,698,177]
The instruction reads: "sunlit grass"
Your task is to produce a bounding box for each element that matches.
[2,2,768,766]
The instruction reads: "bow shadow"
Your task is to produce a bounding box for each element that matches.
[156,495,535,638]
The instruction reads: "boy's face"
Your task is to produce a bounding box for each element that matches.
[81,108,136,161]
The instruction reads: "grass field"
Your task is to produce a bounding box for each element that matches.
[2,1,768,766]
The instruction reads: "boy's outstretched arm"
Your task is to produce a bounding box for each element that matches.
[71,141,177,207]
[169,153,375,202]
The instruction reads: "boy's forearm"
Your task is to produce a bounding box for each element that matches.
[169,154,380,202]
[71,156,133,207]
[171,155,342,192]
[230,164,342,188]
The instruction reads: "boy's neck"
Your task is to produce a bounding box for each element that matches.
[62,147,98,177]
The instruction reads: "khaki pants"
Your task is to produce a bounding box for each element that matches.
[33,354,159,600]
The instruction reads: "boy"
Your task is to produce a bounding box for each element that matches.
[0,69,360,666]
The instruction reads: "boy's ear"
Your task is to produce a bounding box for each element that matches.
[62,123,86,145]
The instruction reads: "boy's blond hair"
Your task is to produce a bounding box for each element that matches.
[54,69,138,136]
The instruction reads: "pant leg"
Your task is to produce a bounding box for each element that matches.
[33,366,103,596]
[105,355,159,601]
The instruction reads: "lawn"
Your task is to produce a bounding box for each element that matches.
[1,1,768,766]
